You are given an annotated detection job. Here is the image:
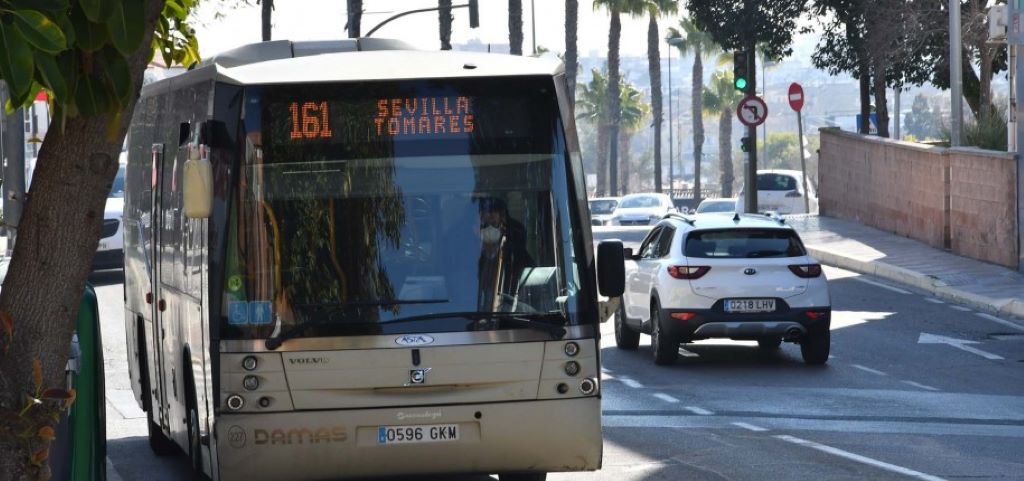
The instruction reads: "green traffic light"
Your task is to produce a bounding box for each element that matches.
[735,77,748,90]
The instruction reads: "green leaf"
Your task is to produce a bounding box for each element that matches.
[74,73,107,116]
[70,5,107,52]
[99,48,131,106]
[34,51,67,101]
[53,10,75,46]
[78,0,105,22]
[10,10,67,53]
[106,1,145,56]
[18,0,71,10]
[0,20,36,102]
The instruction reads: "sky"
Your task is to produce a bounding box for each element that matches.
[191,0,818,61]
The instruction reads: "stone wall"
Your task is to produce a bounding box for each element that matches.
[818,128,1018,268]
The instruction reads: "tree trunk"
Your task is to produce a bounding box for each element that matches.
[719,111,733,198]
[596,122,609,196]
[565,0,579,106]
[691,49,703,200]
[0,2,166,479]
[262,0,273,41]
[858,61,871,134]
[439,0,453,50]
[347,0,362,38]
[873,57,890,138]
[509,0,524,55]
[607,9,621,196]
[647,14,663,193]
[619,130,630,194]
[978,47,995,120]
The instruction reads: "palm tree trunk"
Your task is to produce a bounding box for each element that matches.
[691,48,703,200]
[607,9,622,196]
[858,61,871,134]
[439,0,453,50]
[261,0,273,41]
[719,112,733,197]
[873,57,889,138]
[619,130,630,194]
[346,0,362,38]
[597,122,609,196]
[509,0,524,55]
[565,0,578,105]
[647,13,663,193]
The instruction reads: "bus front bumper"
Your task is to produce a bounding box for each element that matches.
[214,397,602,480]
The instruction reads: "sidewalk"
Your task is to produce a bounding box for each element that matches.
[786,215,1024,319]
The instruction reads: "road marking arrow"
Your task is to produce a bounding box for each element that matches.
[918,333,1004,360]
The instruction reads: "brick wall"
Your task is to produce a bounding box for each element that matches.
[819,129,1019,268]
[949,148,1019,267]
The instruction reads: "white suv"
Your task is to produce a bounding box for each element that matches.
[615,213,831,365]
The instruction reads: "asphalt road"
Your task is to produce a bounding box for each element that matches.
[93,264,1024,481]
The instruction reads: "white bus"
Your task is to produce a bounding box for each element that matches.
[122,39,625,481]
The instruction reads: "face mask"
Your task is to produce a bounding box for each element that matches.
[480,226,503,245]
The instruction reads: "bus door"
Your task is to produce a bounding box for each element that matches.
[148,142,173,433]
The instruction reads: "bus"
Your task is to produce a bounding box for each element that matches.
[122,38,625,481]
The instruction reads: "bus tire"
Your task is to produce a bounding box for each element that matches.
[184,352,208,480]
[499,473,546,481]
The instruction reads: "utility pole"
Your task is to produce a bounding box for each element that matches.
[743,0,758,214]
[530,0,537,55]
[1013,1,1024,271]
[949,0,963,146]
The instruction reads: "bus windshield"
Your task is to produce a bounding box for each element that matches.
[221,77,590,340]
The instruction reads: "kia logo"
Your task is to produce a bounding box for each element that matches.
[744,268,757,275]
[395,335,435,346]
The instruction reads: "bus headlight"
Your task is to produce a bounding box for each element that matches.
[564,361,580,377]
[579,378,598,396]
[226,394,245,411]
[243,375,260,391]
[563,342,579,357]
[242,356,259,371]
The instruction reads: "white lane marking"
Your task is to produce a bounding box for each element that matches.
[620,377,644,389]
[901,380,940,392]
[652,393,680,403]
[106,458,125,481]
[678,347,700,358]
[684,406,714,415]
[975,312,1024,332]
[918,333,1005,361]
[924,297,945,304]
[732,422,768,432]
[851,276,911,294]
[774,435,947,481]
[851,364,887,376]
[949,305,972,312]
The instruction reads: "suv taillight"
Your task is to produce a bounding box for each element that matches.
[785,190,802,198]
[788,264,822,278]
[668,266,710,279]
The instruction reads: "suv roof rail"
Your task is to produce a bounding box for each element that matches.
[663,212,695,225]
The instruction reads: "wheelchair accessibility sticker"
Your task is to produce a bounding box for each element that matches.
[228,300,272,325]
[228,301,248,325]
[250,301,273,325]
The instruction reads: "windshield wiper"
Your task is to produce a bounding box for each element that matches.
[384,311,569,340]
[264,299,448,350]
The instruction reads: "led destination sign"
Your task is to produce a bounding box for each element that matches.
[375,96,475,137]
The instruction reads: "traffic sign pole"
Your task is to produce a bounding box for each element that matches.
[789,82,810,213]
[742,10,758,214]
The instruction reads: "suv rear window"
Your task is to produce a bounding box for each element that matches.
[685,229,806,258]
[757,173,798,191]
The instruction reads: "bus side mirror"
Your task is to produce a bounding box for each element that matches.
[597,240,625,297]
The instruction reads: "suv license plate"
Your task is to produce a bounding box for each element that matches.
[378,424,459,445]
[725,299,775,313]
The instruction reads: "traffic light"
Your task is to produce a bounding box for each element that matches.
[740,136,752,153]
[468,0,480,28]
[733,51,749,91]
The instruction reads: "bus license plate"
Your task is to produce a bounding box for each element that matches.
[725,299,775,313]
[378,424,459,445]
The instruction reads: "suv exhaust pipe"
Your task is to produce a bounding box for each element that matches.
[784,327,804,340]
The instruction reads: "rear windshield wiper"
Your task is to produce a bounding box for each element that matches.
[384,311,569,340]
[264,299,448,350]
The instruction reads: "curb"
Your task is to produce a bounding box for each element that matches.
[807,246,1024,320]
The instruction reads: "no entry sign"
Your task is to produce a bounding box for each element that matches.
[788,83,805,112]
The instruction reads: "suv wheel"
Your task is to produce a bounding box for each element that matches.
[651,301,678,365]
[800,330,830,365]
[757,337,782,350]
[615,301,640,350]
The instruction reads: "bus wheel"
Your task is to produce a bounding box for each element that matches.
[187,405,205,478]
[141,322,177,456]
[499,473,546,481]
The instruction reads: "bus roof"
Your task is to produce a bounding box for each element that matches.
[141,39,564,97]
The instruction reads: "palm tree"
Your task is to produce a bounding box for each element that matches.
[509,0,524,55]
[439,0,453,50]
[703,71,743,197]
[618,81,652,194]
[576,69,611,195]
[594,0,643,196]
[565,0,579,105]
[630,0,676,193]
[346,0,362,38]
[261,0,273,41]
[668,17,720,200]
